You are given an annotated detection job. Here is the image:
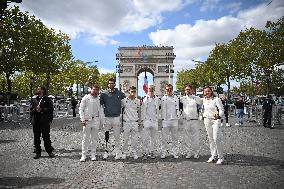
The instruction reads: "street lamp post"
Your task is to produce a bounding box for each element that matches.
[30,77,35,100]
[1,81,4,94]
[266,73,271,96]
[165,52,176,84]
[83,60,99,95]
[116,53,123,91]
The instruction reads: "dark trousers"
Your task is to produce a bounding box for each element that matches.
[33,122,53,154]
[72,107,76,117]
[221,110,229,123]
[263,111,272,127]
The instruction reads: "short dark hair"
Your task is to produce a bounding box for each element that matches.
[185,84,193,89]
[165,83,173,89]
[91,84,100,89]
[40,85,47,95]
[129,86,136,91]
[108,78,116,83]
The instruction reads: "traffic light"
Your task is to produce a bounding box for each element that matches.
[217,86,223,94]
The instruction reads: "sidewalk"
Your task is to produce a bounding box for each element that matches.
[0,117,283,188]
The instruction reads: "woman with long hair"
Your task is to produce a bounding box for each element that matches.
[202,86,225,165]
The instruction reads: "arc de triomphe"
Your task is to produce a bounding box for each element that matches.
[116,46,176,96]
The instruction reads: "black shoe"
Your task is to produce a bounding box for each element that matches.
[48,152,55,158]
[33,153,41,159]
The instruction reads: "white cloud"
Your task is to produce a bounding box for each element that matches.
[90,35,119,46]
[98,67,115,74]
[149,0,284,71]
[17,0,192,44]
[200,0,220,12]
[200,0,241,13]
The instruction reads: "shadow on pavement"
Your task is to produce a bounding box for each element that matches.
[225,154,284,167]
[55,148,81,154]
[0,176,65,188]
[0,139,17,144]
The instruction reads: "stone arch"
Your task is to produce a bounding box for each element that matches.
[117,46,176,96]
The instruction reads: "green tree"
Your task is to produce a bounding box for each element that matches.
[0,6,29,94]
[98,72,116,90]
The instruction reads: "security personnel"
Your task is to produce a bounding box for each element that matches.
[30,86,54,159]
[121,86,140,160]
[160,84,180,159]
[263,95,274,129]
[79,84,103,162]
[180,84,202,159]
[141,85,160,159]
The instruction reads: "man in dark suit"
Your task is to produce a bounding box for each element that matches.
[30,86,55,159]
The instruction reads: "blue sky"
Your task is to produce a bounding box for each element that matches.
[16,0,284,96]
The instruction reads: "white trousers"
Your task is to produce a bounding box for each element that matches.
[204,118,224,159]
[143,120,159,154]
[181,119,200,155]
[103,116,121,153]
[122,122,139,154]
[81,120,100,156]
[161,120,179,155]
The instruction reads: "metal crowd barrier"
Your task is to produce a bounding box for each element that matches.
[273,105,283,126]
[0,100,77,124]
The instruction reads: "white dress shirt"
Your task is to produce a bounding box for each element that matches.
[121,97,140,122]
[180,95,202,120]
[141,95,160,121]
[203,96,224,119]
[79,94,102,122]
[161,95,179,120]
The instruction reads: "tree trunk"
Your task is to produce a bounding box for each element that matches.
[46,73,51,95]
[227,75,230,98]
[5,73,12,94]
[5,73,12,105]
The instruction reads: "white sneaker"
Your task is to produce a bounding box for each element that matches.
[226,123,231,127]
[103,152,108,160]
[216,158,224,165]
[207,156,216,163]
[121,153,126,160]
[133,154,138,160]
[115,153,120,160]
[80,155,86,162]
[193,154,200,159]
[235,123,239,126]
[173,154,179,159]
[186,154,192,159]
[161,154,166,159]
[91,154,96,161]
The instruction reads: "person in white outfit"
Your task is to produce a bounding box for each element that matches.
[79,84,103,162]
[202,86,225,165]
[121,86,140,160]
[180,84,202,159]
[141,85,160,159]
[160,84,180,159]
